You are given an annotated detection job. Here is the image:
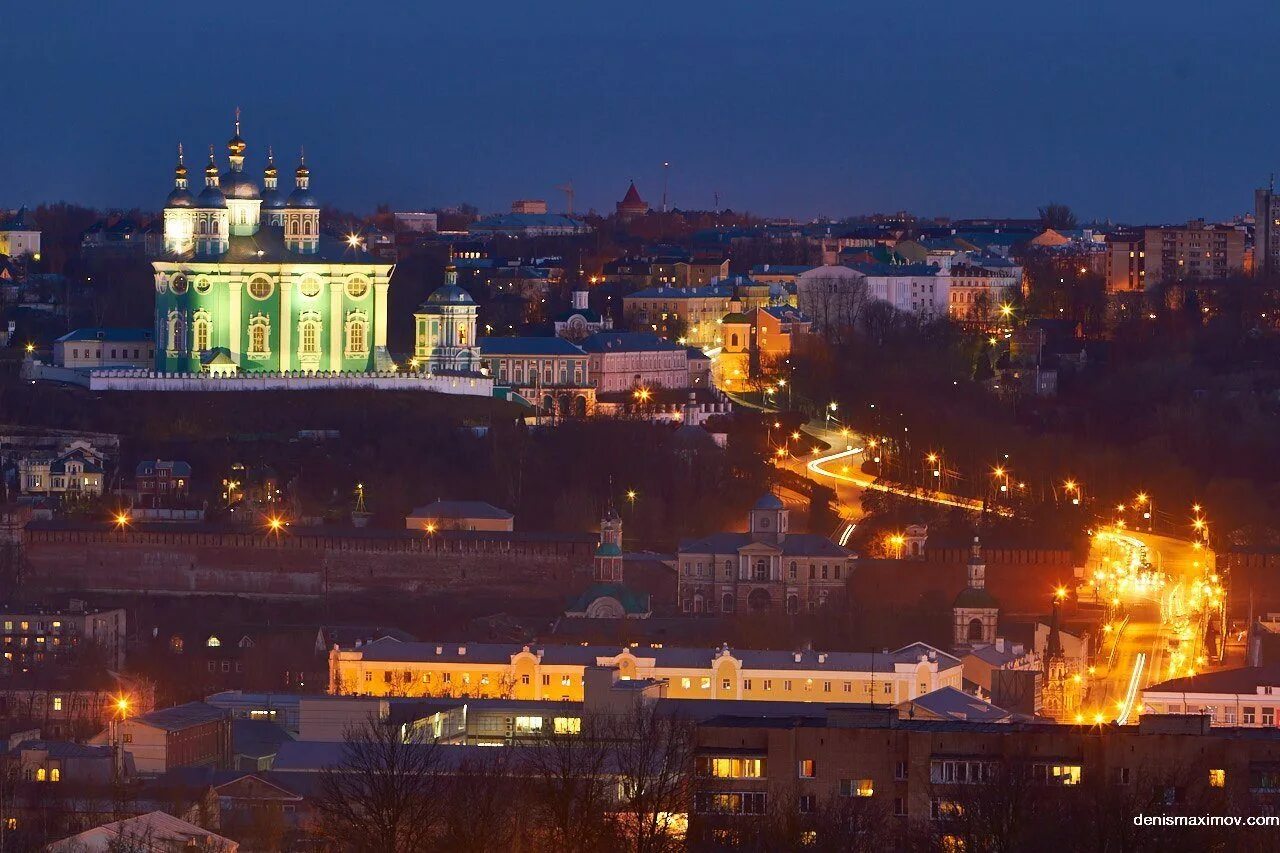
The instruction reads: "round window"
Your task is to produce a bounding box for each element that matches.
[193,277,212,295]
[299,278,322,298]
[346,277,370,299]
[170,274,188,294]
[248,277,274,300]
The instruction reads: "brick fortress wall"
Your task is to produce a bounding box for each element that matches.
[18,522,594,600]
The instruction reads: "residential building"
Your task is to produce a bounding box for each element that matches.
[946,264,1016,325]
[12,740,116,785]
[1140,665,1280,727]
[467,212,591,237]
[1104,231,1146,293]
[1141,221,1245,283]
[134,460,191,507]
[692,709,1279,838]
[718,305,811,386]
[478,335,592,417]
[53,328,155,370]
[154,124,395,375]
[623,282,735,346]
[393,211,438,233]
[960,638,1039,696]
[676,256,730,287]
[98,702,232,774]
[0,208,40,258]
[676,494,854,615]
[328,638,961,704]
[848,262,950,320]
[580,331,694,393]
[404,500,514,533]
[510,199,548,214]
[0,604,127,671]
[749,264,815,285]
[17,441,106,498]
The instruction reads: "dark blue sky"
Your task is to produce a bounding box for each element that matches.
[4,0,1277,222]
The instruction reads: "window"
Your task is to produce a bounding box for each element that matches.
[193,312,211,352]
[798,759,816,778]
[681,677,691,689]
[895,761,907,781]
[561,675,572,686]
[788,561,797,579]
[299,316,321,356]
[299,277,322,298]
[744,679,752,691]
[554,717,580,735]
[194,277,211,294]
[1245,707,1257,725]
[1209,769,1225,788]
[346,277,370,299]
[52,697,62,712]
[346,312,369,356]
[521,674,530,685]
[843,681,852,693]
[721,679,731,690]
[894,797,906,817]
[515,716,543,734]
[694,791,767,815]
[50,768,60,782]
[541,675,550,686]
[1264,708,1274,727]
[763,679,772,691]
[1114,767,1130,785]
[36,768,45,782]
[1032,764,1081,786]
[170,274,188,294]
[798,795,815,814]
[247,276,273,300]
[247,315,270,357]
[700,677,711,690]
[840,778,874,797]
[699,757,764,778]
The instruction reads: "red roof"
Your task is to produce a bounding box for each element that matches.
[620,182,645,206]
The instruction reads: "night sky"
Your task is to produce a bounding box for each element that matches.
[4,0,1277,222]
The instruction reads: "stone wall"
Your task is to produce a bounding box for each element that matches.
[80,368,494,396]
[20,524,593,600]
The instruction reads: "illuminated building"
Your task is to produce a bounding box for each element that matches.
[411,262,481,374]
[675,494,854,615]
[952,537,999,652]
[328,638,961,703]
[153,115,393,375]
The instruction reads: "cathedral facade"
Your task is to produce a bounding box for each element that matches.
[153,117,393,375]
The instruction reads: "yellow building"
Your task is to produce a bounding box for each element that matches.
[328,638,962,705]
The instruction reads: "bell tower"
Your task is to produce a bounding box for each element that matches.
[594,498,624,582]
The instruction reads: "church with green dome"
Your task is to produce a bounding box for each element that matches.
[153,114,394,375]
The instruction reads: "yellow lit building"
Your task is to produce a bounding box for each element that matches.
[328,638,962,705]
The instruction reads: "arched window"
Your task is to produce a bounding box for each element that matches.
[345,311,369,357]
[730,333,739,347]
[721,593,735,613]
[289,220,299,236]
[787,594,799,615]
[192,311,211,352]
[303,219,313,236]
[167,311,185,352]
[197,219,207,235]
[789,561,797,579]
[247,314,270,358]
[299,317,321,356]
[754,560,769,581]
[967,618,984,642]
[239,208,246,225]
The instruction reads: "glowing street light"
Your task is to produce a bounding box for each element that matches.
[626,490,637,503]
[113,512,130,528]
[346,233,361,248]
[24,343,35,354]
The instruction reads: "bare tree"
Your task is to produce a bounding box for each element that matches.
[518,714,621,853]
[608,704,697,853]
[433,747,524,853]
[312,715,444,853]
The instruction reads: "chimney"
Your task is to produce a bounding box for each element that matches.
[995,638,1005,653]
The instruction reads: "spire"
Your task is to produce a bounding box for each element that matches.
[1046,597,1063,659]
[295,147,309,189]
[263,146,278,190]
[174,143,188,189]
[204,146,220,187]
[227,108,246,169]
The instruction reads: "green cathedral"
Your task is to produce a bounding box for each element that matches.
[153,117,393,374]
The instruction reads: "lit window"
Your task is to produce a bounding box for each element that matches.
[841,778,874,797]
[52,697,62,712]
[514,716,543,734]
[700,677,711,690]
[798,759,816,778]
[206,636,220,648]
[554,717,581,735]
[1209,769,1225,788]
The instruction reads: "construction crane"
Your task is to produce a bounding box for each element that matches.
[556,181,576,215]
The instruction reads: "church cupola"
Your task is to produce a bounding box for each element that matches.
[748,492,788,544]
[284,149,320,255]
[193,146,229,256]
[261,147,285,225]
[594,499,624,582]
[163,143,196,253]
[221,110,262,237]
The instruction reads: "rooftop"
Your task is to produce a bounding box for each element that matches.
[55,327,153,344]
[131,701,228,732]
[579,331,685,353]
[478,336,586,357]
[406,500,513,521]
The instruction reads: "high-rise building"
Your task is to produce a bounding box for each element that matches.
[1256,182,1280,277]
[1141,220,1245,284]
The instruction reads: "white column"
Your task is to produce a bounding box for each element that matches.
[279,279,293,371]
[329,279,343,371]
[374,279,389,348]
[228,281,243,364]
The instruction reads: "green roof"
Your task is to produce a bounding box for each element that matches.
[566,582,650,616]
[954,586,999,609]
[595,543,623,557]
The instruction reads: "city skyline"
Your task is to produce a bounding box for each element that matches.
[5,0,1280,221]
